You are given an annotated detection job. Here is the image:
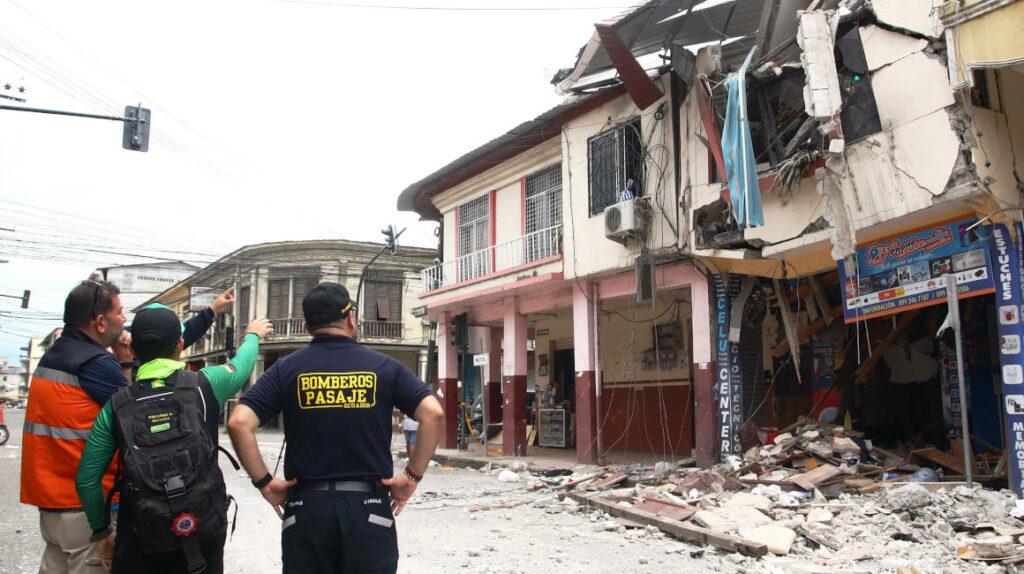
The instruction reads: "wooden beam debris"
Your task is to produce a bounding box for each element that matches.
[570,493,768,557]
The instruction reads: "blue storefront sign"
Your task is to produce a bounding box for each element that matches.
[994,222,1024,496]
[839,218,994,323]
[713,275,743,460]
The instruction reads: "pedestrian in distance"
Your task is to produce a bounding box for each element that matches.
[75,304,273,573]
[228,282,444,574]
[401,412,419,459]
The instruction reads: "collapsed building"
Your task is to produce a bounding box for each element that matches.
[397,0,1024,496]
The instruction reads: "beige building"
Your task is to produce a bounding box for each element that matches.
[141,240,437,398]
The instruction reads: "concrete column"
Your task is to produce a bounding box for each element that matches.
[572,281,598,463]
[502,299,528,456]
[486,327,503,425]
[437,311,459,449]
[689,274,716,468]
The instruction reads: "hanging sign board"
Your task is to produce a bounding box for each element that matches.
[189,286,221,310]
[472,354,489,367]
[992,222,1024,496]
[838,218,993,323]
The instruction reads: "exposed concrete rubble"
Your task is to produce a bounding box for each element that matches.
[457,418,1024,572]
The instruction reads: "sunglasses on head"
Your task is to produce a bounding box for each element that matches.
[86,280,104,320]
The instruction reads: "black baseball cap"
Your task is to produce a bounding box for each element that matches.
[130,303,184,362]
[303,282,354,328]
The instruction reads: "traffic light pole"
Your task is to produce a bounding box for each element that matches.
[0,103,150,151]
[354,226,407,333]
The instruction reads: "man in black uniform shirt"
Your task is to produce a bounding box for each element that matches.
[228,283,443,574]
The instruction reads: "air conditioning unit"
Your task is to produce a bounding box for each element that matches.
[604,198,643,243]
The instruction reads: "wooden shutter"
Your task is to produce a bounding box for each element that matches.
[268,280,288,320]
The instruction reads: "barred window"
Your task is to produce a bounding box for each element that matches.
[457,195,489,256]
[588,119,644,216]
[525,163,562,233]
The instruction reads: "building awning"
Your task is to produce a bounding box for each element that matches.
[941,0,1024,88]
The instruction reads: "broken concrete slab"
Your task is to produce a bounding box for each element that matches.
[694,506,772,533]
[806,508,834,523]
[871,51,955,129]
[744,524,797,555]
[870,0,943,39]
[860,25,929,71]
[885,484,933,509]
[724,492,773,512]
[891,110,961,196]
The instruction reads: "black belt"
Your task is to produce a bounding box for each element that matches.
[294,480,375,493]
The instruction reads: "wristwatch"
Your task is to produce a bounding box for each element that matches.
[252,472,273,489]
[90,526,112,543]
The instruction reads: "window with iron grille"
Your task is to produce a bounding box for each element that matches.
[457,195,490,280]
[588,119,644,216]
[525,163,562,262]
[363,280,402,321]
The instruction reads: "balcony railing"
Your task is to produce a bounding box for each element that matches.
[269,318,306,337]
[421,224,562,292]
[360,320,403,339]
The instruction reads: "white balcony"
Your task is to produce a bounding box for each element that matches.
[420,224,562,293]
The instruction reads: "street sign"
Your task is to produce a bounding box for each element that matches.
[473,354,488,366]
[189,286,220,309]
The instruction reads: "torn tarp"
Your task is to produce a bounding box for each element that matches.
[721,46,763,228]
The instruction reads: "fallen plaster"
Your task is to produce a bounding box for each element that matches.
[970,106,1019,205]
[859,24,929,72]
[870,0,944,40]
[891,110,962,196]
[870,50,955,129]
[819,159,858,261]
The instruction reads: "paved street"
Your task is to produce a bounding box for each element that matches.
[0,408,726,574]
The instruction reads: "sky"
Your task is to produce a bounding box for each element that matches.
[0,0,635,364]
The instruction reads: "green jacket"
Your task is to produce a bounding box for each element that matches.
[75,333,261,532]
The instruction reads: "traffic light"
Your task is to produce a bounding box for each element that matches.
[21,289,29,309]
[382,225,397,254]
[122,105,151,152]
[449,313,467,349]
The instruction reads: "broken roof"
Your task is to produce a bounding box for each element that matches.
[396,86,626,221]
[555,0,828,93]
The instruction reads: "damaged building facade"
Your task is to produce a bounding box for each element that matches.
[398,0,1024,483]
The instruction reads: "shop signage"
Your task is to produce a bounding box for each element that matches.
[713,274,743,460]
[838,218,993,323]
[472,354,489,366]
[992,222,1024,496]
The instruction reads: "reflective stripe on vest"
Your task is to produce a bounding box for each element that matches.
[23,420,91,440]
[20,369,117,509]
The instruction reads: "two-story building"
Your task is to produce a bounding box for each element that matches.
[140,239,437,399]
[400,0,1024,471]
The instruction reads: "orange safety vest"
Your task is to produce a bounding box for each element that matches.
[21,330,120,510]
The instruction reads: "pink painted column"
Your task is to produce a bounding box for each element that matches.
[502,299,528,456]
[487,327,503,424]
[437,311,459,449]
[573,281,598,463]
[689,274,715,468]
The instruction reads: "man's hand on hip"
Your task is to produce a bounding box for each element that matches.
[260,477,298,519]
[380,473,418,516]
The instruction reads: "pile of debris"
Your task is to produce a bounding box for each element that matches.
[488,420,1024,571]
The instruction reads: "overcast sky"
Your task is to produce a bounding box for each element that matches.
[0,0,632,364]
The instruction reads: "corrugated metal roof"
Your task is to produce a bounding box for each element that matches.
[557,0,780,92]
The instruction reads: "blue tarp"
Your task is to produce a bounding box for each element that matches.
[721,46,763,228]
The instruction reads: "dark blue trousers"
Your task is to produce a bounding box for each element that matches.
[281,484,398,574]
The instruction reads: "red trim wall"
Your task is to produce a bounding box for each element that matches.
[453,205,460,258]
